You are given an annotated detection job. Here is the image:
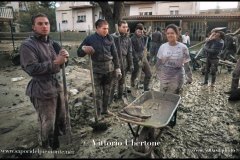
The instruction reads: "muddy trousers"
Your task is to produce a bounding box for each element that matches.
[230,58,240,91]
[150,42,161,65]
[131,57,152,91]
[109,68,127,104]
[30,93,67,150]
[159,80,183,128]
[203,58,219,84]
[94,72,114,114]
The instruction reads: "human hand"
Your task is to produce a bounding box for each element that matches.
[129,65,134,73]
[59,49,69,57]
[115,68,122,80]
[186,78,192,84]
[59,49,69,62]
[186,81,192,84]
[54,55,66,65]
[82,45,95,55]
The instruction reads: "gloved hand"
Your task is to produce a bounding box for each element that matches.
[138,59,143,67]
[185,78,192,84]
[129,65,134,73]
[115,68,122,80]
[186,80,192,84]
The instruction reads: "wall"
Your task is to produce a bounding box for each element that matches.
[129,4,155,15]
[156,2,199,15]
[0,32,88,42]
[72,8,93,32]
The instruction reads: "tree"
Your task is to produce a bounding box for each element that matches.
[0,1,7,7]
[39,1,56,8]
[18,1,56,32]
[96,1,124,34]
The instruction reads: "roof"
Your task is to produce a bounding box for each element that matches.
[123,13,240,21]
[69,5,93,9]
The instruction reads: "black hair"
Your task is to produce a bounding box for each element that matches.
[156,27,161,31]
[118,20,127,27]
[135,23,144,30]
[95,19,109,29]
[165,24,180,36]
[31,13,48,25]
[216,31,225,39]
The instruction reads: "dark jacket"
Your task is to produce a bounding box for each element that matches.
[20,33,64,99]
[131,33,145,62]
[77,32,120,74]
[151,31,163,44]
[204,39,224,59]
[112,33,133,71]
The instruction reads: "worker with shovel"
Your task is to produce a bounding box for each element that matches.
[19,13,69,155]
[131,23,152,92]
[110,20,134,105]
[77,19,122,117]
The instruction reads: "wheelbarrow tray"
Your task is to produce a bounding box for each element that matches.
[119,90,181,129]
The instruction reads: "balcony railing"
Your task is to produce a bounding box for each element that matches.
[0,7,14,20]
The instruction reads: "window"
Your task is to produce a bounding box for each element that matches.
[99,11,104,19]
[169,6,179,15]
[62,13,68,23]
[139,12,152,16]
[139,7,152,16]
[77,15,86,23]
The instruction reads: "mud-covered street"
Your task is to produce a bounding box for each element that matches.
[0,41,239,158]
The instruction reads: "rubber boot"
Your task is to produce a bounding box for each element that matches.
[49,136,60,150]
[144,77,151,91]
[200,73,208,85]
[231,78,239,91]
[211,74,216,87]
[109,80,117,105]
[117,85,124,99]
[131,79,135,87]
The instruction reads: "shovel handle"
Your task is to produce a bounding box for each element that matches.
[89,55,99,122]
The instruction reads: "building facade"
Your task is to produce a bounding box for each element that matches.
[56,1,240,41]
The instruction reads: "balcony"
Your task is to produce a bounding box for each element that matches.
[0,7,14,21]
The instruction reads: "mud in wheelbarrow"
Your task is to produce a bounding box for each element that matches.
[118,90,181,158]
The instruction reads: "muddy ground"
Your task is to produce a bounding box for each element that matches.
[0,40,239,158]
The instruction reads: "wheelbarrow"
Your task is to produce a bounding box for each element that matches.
[117,90,181,157]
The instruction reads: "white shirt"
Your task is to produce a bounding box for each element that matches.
[182,34,190,45]
[157,42,190,68]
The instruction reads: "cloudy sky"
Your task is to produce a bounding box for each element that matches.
[200,2,238,10]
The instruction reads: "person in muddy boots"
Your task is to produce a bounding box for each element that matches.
[150,27,163,65]
[110,20,134,104]
[77,19,121,116]
[156,24,192,127]
[220,31,237,73]
[200,30,225,87]
[19,13,69,153]
[182,31,190,48]
[225,34,240,95]
[131,23,152,92]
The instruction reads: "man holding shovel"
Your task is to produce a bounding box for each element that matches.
[77,19,121,116]
[110,20,134,105]
[131,23,152,92]
[20,13,69,152]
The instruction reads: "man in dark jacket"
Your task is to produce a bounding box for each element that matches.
[110,20,133,103]
[77,19,121,116]
[200,30,225,87]
[225,34,240,95]
[150,26,163,65]
[131,23,152,91]
[20,13,69,151]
